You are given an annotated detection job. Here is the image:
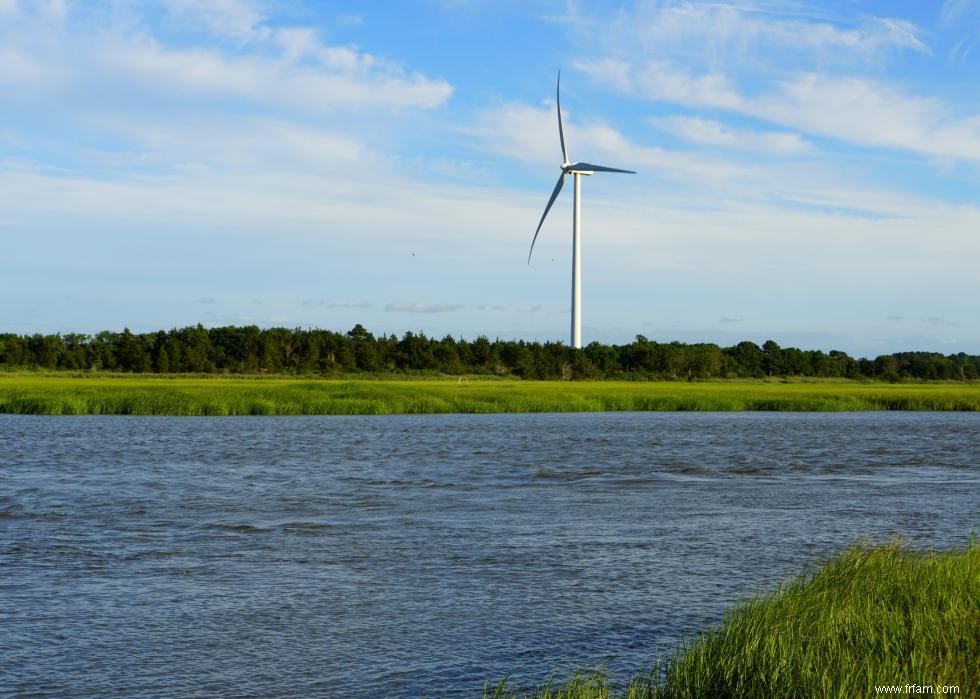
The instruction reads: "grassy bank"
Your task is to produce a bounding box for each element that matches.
[489,540,979,698]
[0,375,979,415]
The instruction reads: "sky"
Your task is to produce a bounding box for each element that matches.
[1,0,978,358]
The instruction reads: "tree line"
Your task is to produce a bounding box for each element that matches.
[1,324,978,381]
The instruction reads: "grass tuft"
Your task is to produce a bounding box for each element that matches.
[490,540,978,698]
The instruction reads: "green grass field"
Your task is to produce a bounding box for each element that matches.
[1,374,979,414]
[488,540,979,698]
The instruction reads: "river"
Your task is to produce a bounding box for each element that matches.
[1,412,977,696]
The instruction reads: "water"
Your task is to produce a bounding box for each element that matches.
[1,412,977,697]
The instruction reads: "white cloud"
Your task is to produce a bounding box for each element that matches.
[97,116,369,174]
[164,0,267,42]
[762,74,980,161]
[462,102,560,165]
[466,102,753,185]
[0,46,52,87]
[39,0,67,23]
[565,3,980,162]
[578,58,980,162]
[0,2,452,112]
[617,61,744,110]
[650,116,810,154]
[95,36,451,111]
[763,74,930,146]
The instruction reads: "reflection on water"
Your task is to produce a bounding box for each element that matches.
[1,412,977,697]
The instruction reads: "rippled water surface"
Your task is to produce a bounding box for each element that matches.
[2,412,978,697]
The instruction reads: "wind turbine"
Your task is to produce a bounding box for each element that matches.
[528,71,635,349]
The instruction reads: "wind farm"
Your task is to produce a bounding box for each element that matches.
[529,72,635,350]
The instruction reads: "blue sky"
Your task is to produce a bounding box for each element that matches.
[1,0,978,357]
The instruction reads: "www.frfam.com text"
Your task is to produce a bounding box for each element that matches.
[875,684,960,695]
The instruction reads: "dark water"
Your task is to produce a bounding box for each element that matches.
[1,412,977,697]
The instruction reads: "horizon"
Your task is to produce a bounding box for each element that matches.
[2,1,978,358]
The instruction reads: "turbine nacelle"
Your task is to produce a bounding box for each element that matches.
[560,161,588,174]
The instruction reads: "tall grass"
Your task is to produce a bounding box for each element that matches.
[0,375,979,415]
[489,540,978,698]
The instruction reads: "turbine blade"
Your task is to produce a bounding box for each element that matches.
[528,173,565,264]
[569,162,636,174]
[557,71,568,164]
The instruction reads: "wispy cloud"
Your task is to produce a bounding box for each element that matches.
[923,316,959,327]
[195,297,216,304]
[567,2,929,65]
[302,300,373,309]
[942,0,980,62]
[385,301,466,314]
[942,0,975,24]
[336,13,364,28]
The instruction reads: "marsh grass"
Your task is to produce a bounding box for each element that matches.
[0,375,978,415]
[488,540,978,698]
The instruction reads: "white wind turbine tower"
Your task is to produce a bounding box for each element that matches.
[528,71,635,349]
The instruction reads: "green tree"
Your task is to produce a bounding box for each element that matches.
[180,325,214,372]
[762,340,783,377]
[61,333,90,370]
[434,335,463,374]
[116,328,146,372]
[729,341,764,377]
